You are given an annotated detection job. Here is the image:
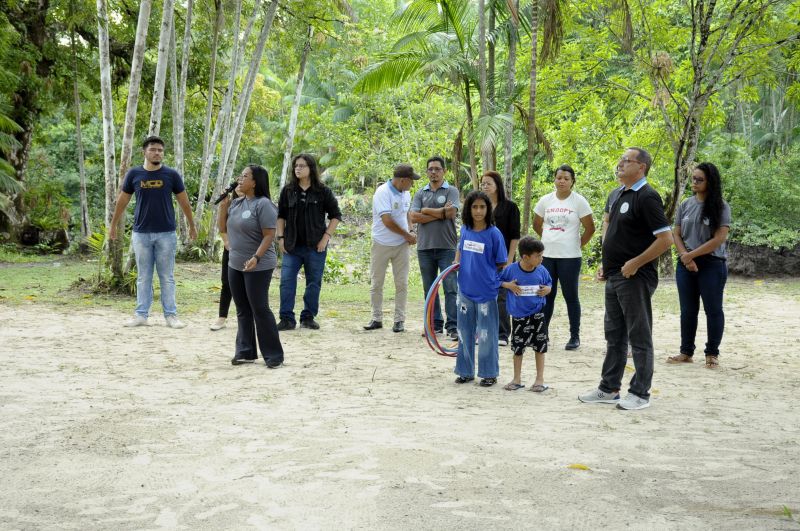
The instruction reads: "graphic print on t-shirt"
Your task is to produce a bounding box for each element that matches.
[544,206,574,233]
[519,285,540,297]
[140,180,164,189]
[464,240,485,254]
[619,202,630,214]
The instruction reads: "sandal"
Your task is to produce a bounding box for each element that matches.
[479,378,497,387]
[667,353,693,364]
[705,355,719,369]
[530,384,550,393]
[503,382,525,391]
[455,376,475,384]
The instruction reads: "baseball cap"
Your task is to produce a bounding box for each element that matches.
[393,164,421,180]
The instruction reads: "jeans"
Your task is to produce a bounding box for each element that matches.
[599,272,657,400]
[418,248,457,332]
[676,257,727,357]
[454,291,500,379]
[279,245,327,324]
[542,257,582,339]
[228,267,284,364]
[132,231,177,317]
[218,249,232,318]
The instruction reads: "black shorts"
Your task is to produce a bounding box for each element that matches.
[511,312,548,355]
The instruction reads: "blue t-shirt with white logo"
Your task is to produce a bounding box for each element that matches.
[122,165,186,233]
[457,226,508,303]
[498,262,552,318]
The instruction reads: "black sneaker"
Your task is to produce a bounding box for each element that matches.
[277,319,296,331]
[300,318,320,330]
[565,337,580,350]
[231,357,255,366]
[392,321,405,333]
[447,329,458,340]
[266,360,283,369]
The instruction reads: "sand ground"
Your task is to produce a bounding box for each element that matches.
[1,279,799,530]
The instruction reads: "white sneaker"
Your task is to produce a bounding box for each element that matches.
[165,315,186,329]
[210,317,227,331]
[578,388,620,404]
[124,315,148,327]
[616,393,650,410]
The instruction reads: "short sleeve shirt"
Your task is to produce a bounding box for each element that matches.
[602,180,670,279]
[372,181,411,246]
[411,181,460,250]
[674,196,731,259]
[226,196,278,272]
[493,200,521,255]
[457,226,508,303]
[533,191,593,258]
[499,263,553,318]
[121,165,186,233]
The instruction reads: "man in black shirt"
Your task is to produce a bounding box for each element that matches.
[579,147,673,410]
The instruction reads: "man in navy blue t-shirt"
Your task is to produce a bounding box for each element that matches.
[579,147,673,411]
[109,136,197,328]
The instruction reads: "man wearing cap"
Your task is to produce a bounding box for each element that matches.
[409,156,460,339]
[364,164,420,333]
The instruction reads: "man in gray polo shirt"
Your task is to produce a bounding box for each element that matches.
[409,156,461,339]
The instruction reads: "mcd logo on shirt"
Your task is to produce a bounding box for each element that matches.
[140,180,164,189]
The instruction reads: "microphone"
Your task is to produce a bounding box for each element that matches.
[213,181,238,205]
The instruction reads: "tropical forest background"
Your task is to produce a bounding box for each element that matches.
[0,0,798,287]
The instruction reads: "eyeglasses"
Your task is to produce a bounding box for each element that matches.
[618,157,641,165]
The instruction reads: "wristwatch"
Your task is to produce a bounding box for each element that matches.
[251,255,260,262]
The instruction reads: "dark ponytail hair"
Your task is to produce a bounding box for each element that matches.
[248,165,271,199]
[695,162,724,234]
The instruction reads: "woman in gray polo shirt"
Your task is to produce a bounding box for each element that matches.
[218,165,284,368]
[669,162,731,369]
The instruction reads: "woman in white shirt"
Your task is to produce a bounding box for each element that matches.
[533,165,595,350]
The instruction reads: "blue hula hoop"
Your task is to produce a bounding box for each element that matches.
[423,263,459,357]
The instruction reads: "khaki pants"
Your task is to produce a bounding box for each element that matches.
[370,242,410,322]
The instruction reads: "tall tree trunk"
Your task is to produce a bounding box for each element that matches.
[503,0,519,198]
[452,126,464,192]
[148,0,175,136]
[464,79,478,191]
[194,0,224,222]
[279,25,313,189]
[71,25,90,239]
[476,0,493,172]
[522,0,539,233]
[169,17,188,244]
[96,0,116,232]
[487,3,497,170]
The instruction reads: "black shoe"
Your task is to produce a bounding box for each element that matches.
[392,321,405,333]
[266,360,283,369]
[565,337,580,350]
[277,319,296,331]
[479,377,497,387]
[231,357,255,366]
[363,320,383,330]
[300,318,320,330]
[447,329,458,340]
[455,376,475,384]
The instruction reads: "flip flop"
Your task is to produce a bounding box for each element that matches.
[503,382,525,391]
[530,384,549,393]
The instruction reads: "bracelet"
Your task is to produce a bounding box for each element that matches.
[251,255,260,263]
[441,209,446,220]
[276,235,284,240]
[324,232,332,238]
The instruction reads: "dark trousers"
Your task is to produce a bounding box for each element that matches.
[218,249,232,318]
[497,287,511,341]
[599,272,657,400]
[228,267,284,364]
[676,257,727,357]
[542,257,582,339]
[418,248,458,332]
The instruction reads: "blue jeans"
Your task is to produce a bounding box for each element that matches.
[418,248,457,332]
[132,231,178,317]
[600,272,657,400]
[279,245,327,324]
[454,291,500,379]
[676,257,727,357]
[542,257,583,339]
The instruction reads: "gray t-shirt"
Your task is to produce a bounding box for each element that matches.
[227,196,278,271]
[411,182,460,250]
[674,196,731,259]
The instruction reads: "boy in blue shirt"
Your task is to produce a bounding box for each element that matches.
[499,236,552,391]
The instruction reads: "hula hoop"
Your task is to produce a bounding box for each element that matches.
[423,263,459,357]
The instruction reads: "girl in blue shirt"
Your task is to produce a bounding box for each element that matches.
[453,191,508,387]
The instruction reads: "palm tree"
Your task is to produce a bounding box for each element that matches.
[355,0,482,189]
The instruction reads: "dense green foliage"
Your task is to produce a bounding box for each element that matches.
[0,0,798,252]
